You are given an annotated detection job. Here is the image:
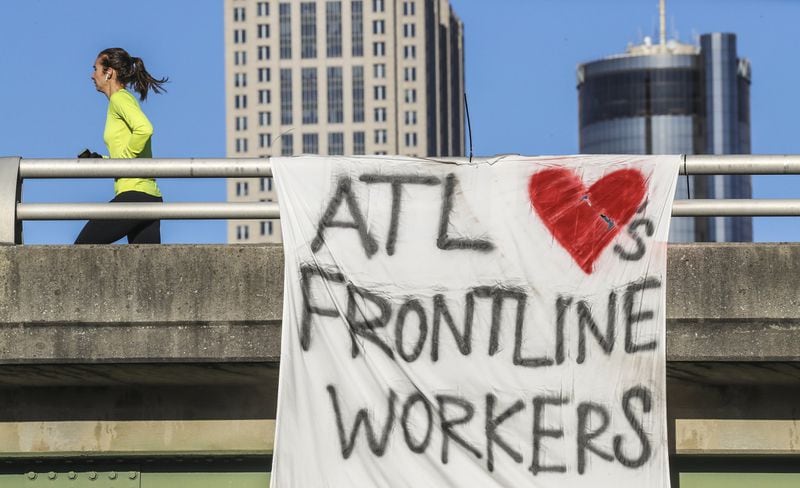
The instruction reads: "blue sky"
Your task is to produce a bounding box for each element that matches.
[1,0,799,243]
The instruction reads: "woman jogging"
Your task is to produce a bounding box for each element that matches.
[75,47,168,244]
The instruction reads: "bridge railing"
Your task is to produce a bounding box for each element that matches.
[3,154,800,244]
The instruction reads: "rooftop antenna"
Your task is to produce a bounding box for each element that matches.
[671,15,678,42]
[659,0,667,46]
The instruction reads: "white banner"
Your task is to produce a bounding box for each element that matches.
[271,155,679,487]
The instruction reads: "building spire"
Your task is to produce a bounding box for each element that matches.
[659,0,667,46]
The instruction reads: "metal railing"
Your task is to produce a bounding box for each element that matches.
[3,154,800,244]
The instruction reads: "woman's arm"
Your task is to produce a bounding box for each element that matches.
[110,92,154,158]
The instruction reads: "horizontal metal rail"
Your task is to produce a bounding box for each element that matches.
[19,158,274,178]
[17,203,281,220]
[679,154,800,174]
[16,154,800,179]
[15,200,800,220]
[672,199,800,217]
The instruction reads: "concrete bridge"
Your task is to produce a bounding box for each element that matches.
[1,243,799,481]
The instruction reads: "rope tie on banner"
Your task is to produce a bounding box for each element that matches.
[464,92,474,163]
[683,154,692,200]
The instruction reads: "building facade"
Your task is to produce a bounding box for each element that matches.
[224,0,465,243]
[577,33,752,242]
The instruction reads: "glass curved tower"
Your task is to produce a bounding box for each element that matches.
[578,33,752,242]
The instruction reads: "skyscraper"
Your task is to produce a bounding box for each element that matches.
[577,7,752,242]
[224,0,465,243]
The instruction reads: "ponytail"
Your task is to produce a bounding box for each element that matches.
[98,48,169,101]
[128,56,168,101]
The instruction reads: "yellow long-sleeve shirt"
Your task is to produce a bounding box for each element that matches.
[104,89,162,197]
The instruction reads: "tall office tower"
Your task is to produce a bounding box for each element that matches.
[224,0,465,243]
[577,4,752,242]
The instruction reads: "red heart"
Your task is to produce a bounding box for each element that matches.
[529,168,646,274]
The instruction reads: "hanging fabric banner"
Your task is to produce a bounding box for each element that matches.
[270,155,679,488]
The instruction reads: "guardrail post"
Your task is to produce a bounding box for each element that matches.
[0,157,22,244]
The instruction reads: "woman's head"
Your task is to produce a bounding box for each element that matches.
[94,48,168,101]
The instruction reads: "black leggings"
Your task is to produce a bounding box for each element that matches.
[75,191,163,244]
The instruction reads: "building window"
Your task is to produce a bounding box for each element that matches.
[372,0,384,12]
[234,72,247,87]
[353,131,366,155]
[258,24,270,39]
[352,66,364,123]
[257,2,269,16]
[404,66,416,81]
[325,67,344,123]
[259,133,272,148]
[234,51,247,66]
[351,0,363,56]
[258,68,271,83]
[236,224,250,240]
[328,132,344,155]
[235,138,248,153]
[373,20,385,35]
[301,68,318,124]
[234,94,248,109]
[405,132,418,147]
[403,23,416,37]
[259,220,274,235]
[301,2,317,59]
[281,133,294,155]
[234,29,247,44]
[404,88,417,103]
[373,41,385,56]
[260,177,274,192]
[258,46,270,60]
[326,1,342,57]
[404,110,417,125]
[236,181,249,196]
[259,111,272,126]
[233,7,246,22]
[374,129,387,144]
[259,89,271,104]
[374,107,386,122]
[280,69,293,125]
[403,1,415,15]
[235,116,248,131]
[374,85,386,100]
[302,133,319,154]
[373,63,386,78]
[260,221,275,236]
[279,3,292,59]
[403,45,416,59]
